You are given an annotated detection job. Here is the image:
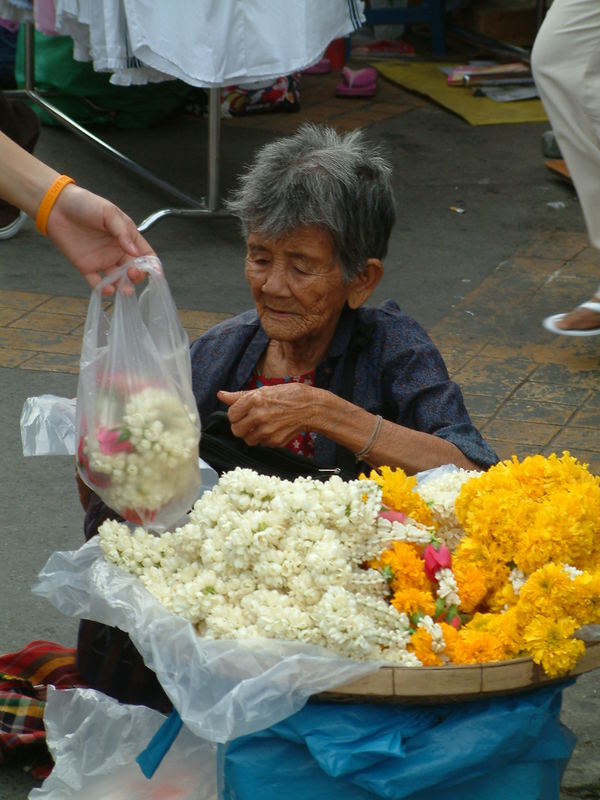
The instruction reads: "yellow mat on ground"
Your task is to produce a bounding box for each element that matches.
[372,61,548,126]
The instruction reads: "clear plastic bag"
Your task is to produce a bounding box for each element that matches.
[29,687,218,800]
[20,395,77,456]
[32,539,379,743]
[75,257,201,531]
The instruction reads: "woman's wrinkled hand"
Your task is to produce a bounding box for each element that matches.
[218,383,319,447]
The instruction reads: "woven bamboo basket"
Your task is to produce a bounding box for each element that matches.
[317,634,600,704]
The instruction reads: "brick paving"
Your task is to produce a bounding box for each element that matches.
[430,230,600,472]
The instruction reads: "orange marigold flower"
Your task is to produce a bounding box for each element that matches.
[452,559,488,614]
[493,609,522,657]
[373,541,430,592]
[409,628,443,666]
[450,628,509,665]
[439,621,460,660]
[391,588,436,617]
[464,611,521,658]
[571,571,600,624]
[487,580,518,613]
[455,453,600,574]
[516,563,573,620]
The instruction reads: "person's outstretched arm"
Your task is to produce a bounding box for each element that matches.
[0,131,153,291]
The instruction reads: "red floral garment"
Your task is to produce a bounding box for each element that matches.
[245,371,316,457]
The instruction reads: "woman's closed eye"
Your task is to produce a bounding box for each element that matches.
[291,262,312,276]
[247,255,270,269]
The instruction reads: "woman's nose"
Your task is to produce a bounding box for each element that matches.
[261,260,290,294]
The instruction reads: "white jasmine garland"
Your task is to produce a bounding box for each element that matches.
[508,566,527,595]
[418,469,480,549]
[435,567,461,608]
[417,616,446,654]
[98,468,423,663]
[563,564,583,580]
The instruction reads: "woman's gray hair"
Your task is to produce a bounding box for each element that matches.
[226,124,395,281]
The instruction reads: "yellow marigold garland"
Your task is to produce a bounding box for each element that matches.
[367,453,600,678]
[454,452,600,573]
[522,617,585,678]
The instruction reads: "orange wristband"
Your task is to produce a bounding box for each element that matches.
[35,175,75,235]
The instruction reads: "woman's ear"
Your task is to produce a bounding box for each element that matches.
[347,259,384,309]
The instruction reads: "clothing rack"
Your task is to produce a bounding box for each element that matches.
[9,22,226,232]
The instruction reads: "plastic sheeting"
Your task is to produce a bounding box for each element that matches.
[224,688,576,800]
[29,679,576,800]
[32,539,379,743]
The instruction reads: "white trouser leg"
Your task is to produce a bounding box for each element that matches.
[532,0,600,296]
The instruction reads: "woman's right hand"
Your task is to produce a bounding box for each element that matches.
[218,384,319,447]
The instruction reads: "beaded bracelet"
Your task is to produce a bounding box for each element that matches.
[355,414,383,462]
[35,175,75,235]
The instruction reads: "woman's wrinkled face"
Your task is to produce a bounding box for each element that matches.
[245,225,352,346]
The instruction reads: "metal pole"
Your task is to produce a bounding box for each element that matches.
[206,88,220,212]
[24,21,35,91]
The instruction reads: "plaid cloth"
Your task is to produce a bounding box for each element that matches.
[0,640,87,778]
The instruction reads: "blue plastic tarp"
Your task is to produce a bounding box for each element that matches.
[223,683,576,800]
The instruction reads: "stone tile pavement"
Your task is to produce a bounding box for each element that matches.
[430,230,600,474]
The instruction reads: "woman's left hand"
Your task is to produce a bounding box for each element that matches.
[218,384,318,447]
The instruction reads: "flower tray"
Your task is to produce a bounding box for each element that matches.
[317,635,600,704]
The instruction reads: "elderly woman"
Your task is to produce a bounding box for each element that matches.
[76,124,496,713]
[193,123,496,475]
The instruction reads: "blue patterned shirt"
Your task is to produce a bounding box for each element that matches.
[190,300,498,469]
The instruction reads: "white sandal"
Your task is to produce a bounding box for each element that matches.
[542,300,600,336]
[0,210,27,241]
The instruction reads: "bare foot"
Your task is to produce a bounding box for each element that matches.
[555,297,600,331]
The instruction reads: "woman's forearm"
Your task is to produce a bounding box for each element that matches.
[0,131,59,217]
[311,390,481,475]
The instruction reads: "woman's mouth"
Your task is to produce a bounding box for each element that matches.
[264,306,295,317]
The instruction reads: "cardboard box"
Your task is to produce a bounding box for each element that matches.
[454,0,538,46]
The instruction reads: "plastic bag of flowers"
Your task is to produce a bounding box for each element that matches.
[75,256,201,531]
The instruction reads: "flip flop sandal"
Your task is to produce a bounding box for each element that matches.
[336,67,377,97]
[303,57,331,75]
[542,301,600,336]
[341,66,377,88]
